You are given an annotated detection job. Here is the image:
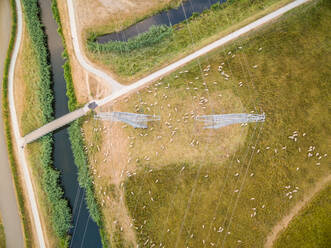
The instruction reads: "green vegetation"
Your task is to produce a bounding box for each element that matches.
[88,25,173,53]
[274,185,331,248]
[87,0,290,81]
[50,0,77,111]
[51,1,108,246]
[67,120,101,225]
[19,0,71,242]
[1,0,33,246]
[0,214,5,248]
[121,0,330,247]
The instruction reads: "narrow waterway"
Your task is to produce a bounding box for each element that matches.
[0,0,24,247]
[38,0,102,247]
[97,0,226,43]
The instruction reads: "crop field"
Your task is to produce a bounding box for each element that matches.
[83,0,330,247]
[274,185,331,248]
[86,0,292,82]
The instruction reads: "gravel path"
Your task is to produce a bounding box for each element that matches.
[265,174,331,248]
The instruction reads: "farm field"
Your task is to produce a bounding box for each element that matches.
[83,0,331,247]
[86,0,292,82]
[274,185,331,248]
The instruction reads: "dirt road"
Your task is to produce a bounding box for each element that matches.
[265,174,331,248]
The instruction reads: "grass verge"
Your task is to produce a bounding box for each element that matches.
[118,0,330,247]
[274,185,331,248]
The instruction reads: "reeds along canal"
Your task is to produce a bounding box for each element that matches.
[38,0,102,247]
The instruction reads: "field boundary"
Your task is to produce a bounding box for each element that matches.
[265,174,331,248]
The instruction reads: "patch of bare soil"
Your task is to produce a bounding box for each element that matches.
[265,174,331,248]
[82,111,138,246]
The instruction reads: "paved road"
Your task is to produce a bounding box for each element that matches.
[0,0,24,247]
[8,0,46,247]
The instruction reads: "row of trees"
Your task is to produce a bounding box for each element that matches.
[21,0,71,241]
[87,25,173,53]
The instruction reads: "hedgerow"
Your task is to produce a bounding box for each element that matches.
[20,0,71,240]
[1,1,33,246]
[51,1,108,246]
[87,25,173,53]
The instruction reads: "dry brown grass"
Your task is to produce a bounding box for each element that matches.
[114,88,246,168]
[56,0,112,105]
[75,0,181,36]
[81,73,247,245]
[81,116,138,246]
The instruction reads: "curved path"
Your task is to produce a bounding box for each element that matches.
[0,0,24,247]
[66,0,123,92]
[265,174,331,248]
[8,0,46,247]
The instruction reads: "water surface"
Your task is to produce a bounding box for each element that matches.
[39,0,102,247]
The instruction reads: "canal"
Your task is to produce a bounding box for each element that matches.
[96,0,226,43]
[39,0,102,247]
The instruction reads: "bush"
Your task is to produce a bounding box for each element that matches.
[87,25,173,53]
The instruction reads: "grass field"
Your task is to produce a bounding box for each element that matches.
[86,0,291,82]
[274,185,331,248]
[104,0,330,247]
[0,214,5,248]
